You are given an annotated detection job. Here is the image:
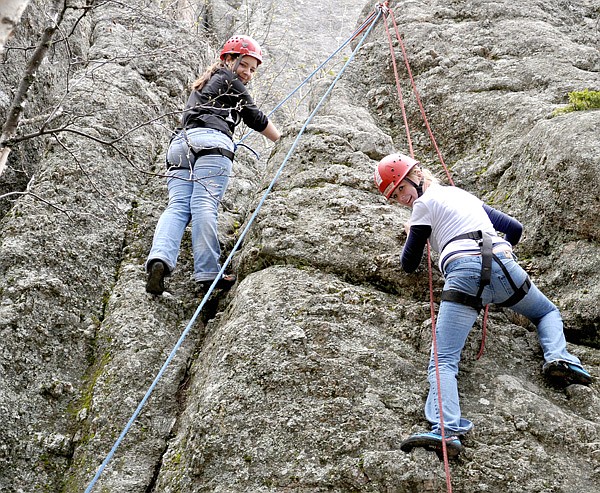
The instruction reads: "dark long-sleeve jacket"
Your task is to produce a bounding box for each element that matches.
[181,67,269,138]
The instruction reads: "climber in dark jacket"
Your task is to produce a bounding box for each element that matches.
[374,153,593,458]
[181,62,271,139]
[145,35,280,296]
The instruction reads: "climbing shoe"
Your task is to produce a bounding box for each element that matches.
[196,273,237,292]
[543,360,593,386]
[400,432,464,459]
[146,260,167,295]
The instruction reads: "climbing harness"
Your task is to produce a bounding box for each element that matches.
[167,147,235,171]
[84,6,385,493]
[441,231,493,311]
[165,128,235,172]
[177,146,234,167]
[440,231,531,311]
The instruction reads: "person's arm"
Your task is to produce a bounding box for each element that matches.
[229,77,275,136]
[401,224,432,273]
[483,204,522,245]
[260,121,280,142]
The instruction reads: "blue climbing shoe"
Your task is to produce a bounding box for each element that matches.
[400,432,464,459]
[543,360,593,386]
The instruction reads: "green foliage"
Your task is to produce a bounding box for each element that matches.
[552,89,600,116]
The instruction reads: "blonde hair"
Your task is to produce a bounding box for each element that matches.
[407,166,439,186]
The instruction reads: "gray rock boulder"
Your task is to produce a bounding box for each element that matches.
[0,0,598,492]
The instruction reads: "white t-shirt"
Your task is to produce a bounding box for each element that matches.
[410,183,510,271]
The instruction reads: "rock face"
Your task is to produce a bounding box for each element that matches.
[0,0,598,492]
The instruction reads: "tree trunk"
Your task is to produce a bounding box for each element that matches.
[0,0,65,177]
[0,0,31,53]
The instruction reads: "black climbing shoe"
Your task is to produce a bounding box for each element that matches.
[400,432,464,459]
[196,273,237,292]
[146,260,167,295]
[543,360,593,386]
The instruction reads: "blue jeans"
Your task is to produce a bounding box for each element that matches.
[146,128,234,282]
[425,253,583,436]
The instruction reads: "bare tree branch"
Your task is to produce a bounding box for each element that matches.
[0,174,75,220]
[8,108,180,146]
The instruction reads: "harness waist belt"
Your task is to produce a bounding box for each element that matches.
[441,276,530,311]
[189,146,235,162]
[168,147,235,171]
[440,230,529,311]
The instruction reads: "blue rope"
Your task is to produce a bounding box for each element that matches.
[236,9,379,147]
[84,8,382,493]
[263,11,378,119]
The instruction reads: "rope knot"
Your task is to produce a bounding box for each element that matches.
[376,2,390,15]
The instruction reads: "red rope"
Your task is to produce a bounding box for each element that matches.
[383,12,454,492]
[383,5,493,489]
[427,243,454,492]
[351,11,378,41]
[382,16,414,157]
[387,10,454,186]
[384,6,490,360]
[476,305,489,359]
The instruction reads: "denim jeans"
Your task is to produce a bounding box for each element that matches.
[425,253,583,436]
[147,128,234,282]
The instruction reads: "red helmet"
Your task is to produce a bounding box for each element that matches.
[374,153,420,199]
[220,35,263,65]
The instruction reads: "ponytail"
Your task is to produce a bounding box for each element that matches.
[191,60,226,92]
[191,53,242,91]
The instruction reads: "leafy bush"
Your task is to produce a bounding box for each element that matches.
[552,89,600,116]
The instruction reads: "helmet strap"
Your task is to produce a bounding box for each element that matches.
[225,54,242,73]
[405,177,424,197]
[232,54,241,72]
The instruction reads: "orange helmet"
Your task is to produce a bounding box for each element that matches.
[374,153,420,199]
[220,35,263,65]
